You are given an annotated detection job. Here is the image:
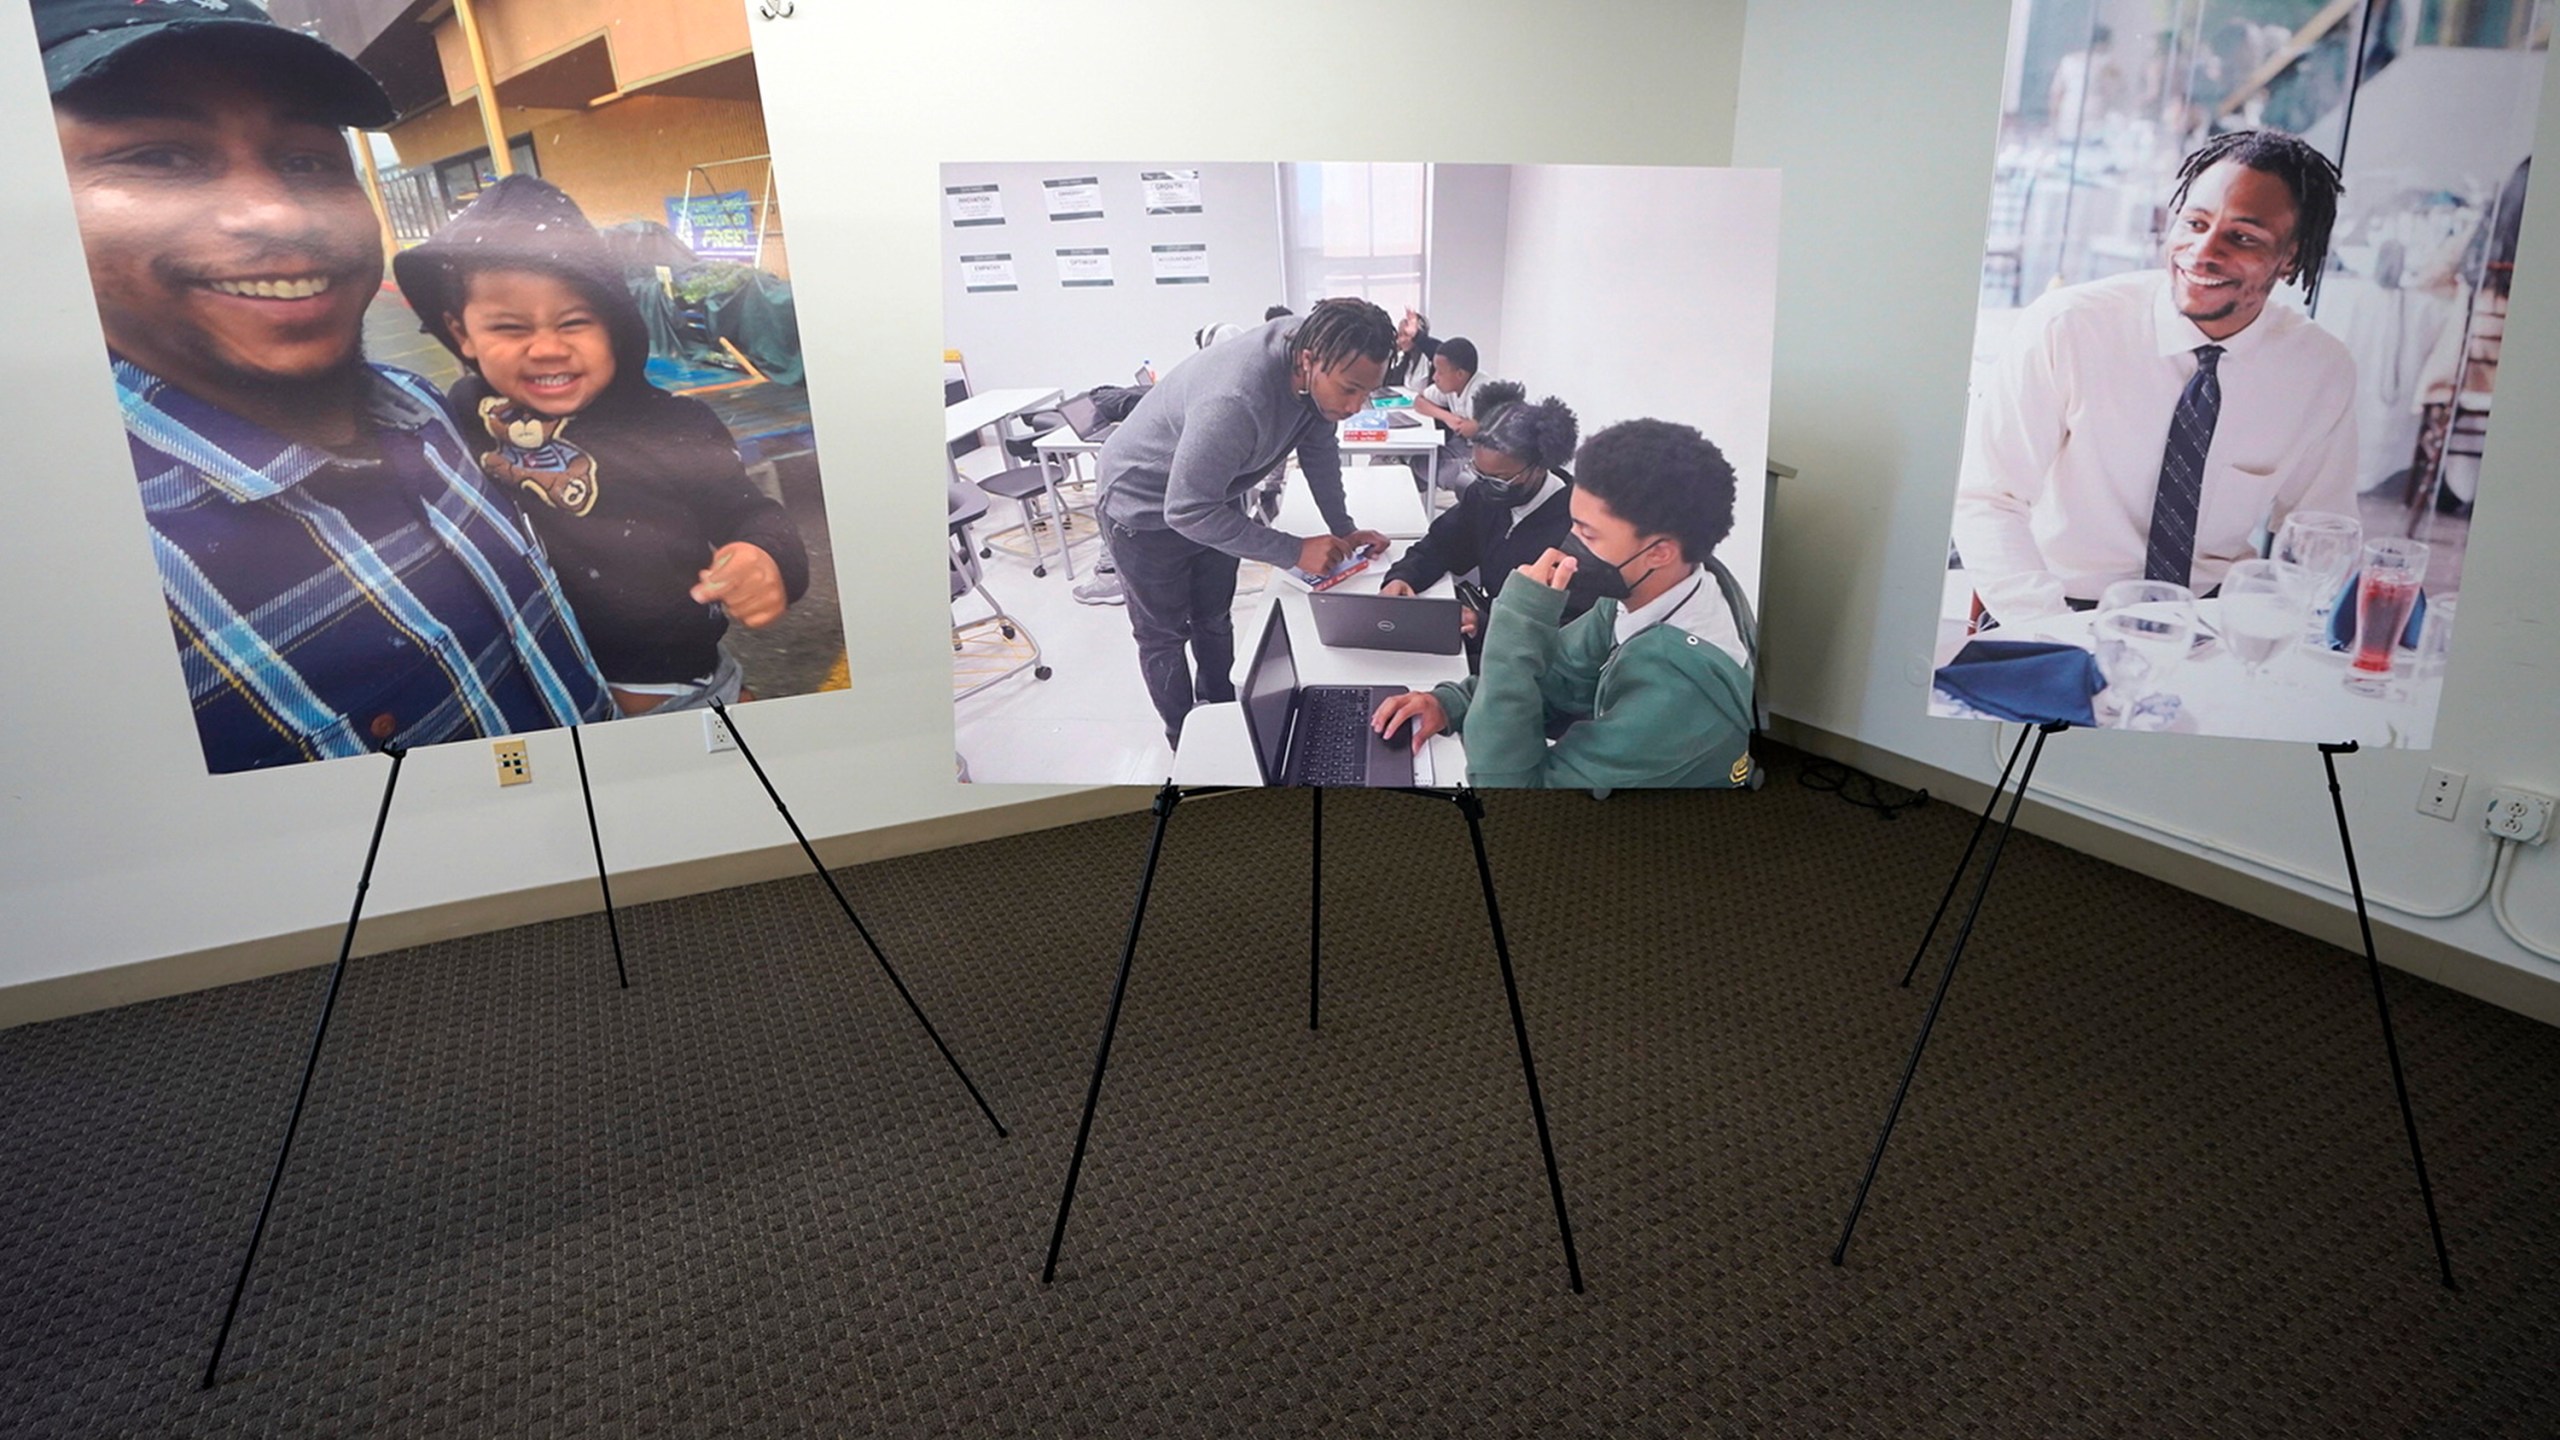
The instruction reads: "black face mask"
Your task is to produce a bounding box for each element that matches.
[1559,531,1664,603]
[1470,461,1542,508]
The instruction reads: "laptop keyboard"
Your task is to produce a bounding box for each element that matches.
[1293,689,1372,786]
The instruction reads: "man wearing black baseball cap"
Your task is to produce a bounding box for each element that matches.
[40,0,615,772]
[39,0,398,125]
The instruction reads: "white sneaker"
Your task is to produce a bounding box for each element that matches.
[1072,570,1125,605]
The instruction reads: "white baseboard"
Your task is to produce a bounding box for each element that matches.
[0,787,1158,1030]
[1766,715,2560,1031]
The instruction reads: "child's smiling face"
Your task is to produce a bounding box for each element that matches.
[451,267,616,417]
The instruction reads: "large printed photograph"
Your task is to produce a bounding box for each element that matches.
[1931,0,2547,746]
[941,162,1777,790]
[35,0,844,773]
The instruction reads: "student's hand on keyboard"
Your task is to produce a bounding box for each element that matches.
[1380,579,1416,597]
[1371,691,1447,747]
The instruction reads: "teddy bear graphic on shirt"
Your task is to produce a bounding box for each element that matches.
[475,396,601,517]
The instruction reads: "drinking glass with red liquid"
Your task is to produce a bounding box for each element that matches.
[2342,538,2428,697]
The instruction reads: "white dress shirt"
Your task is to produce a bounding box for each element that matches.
[1612,564,1749,668]
[1952,269,2358,623]
[1420,372,1486,432]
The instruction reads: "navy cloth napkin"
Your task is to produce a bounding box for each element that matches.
[1933,640,2104,725]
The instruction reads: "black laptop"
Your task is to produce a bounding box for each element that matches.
[1309,591,1464,655]
[1240,607,1415,787]
[1057,390,1118,442]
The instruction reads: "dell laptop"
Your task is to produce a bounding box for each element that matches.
[1057,389,1119,442]
[1309,591,1465,655]
[1241,607,1415,787]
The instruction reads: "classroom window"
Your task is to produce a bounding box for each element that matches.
[1280,162,1427,320]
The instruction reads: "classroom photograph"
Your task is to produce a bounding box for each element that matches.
[939,162,1779,789]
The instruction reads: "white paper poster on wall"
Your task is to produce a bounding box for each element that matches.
[1149,242,1210,285]
[1924,0,2549,751]
[1141,168,1203,215]
[1055,248,1114,288]
[1043,176,1105,222]
[960,253,1020,293]
[945,183,1005,228]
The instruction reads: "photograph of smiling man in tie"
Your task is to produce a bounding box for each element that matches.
[1950,130,2356,627]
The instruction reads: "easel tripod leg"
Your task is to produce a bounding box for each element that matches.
[709,700,1008,1137]
[1456,790,1585,1293]
[203,746,406,1389]
[2320,743,2457,1290]
[1902,724,2032,988]
[1836,721,2060,1266]
[1045,783,1183,1283]
[569,726,629,989]
[1309,786,1322,1031]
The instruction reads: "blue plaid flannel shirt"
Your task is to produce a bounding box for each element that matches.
[121,359,614,773]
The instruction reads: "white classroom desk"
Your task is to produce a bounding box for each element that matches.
[944,386,1064,449]
[1172,545,1470,788]
[1336,410,1445,461]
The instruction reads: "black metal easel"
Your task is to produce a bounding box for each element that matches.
[1897,723,2032,989]
[203,709,1011,1388]
[568,725,629,989]
[2320,740,2457,1289]
[1042,783,1583,1293]
[708,699,1009,1140]
[1833,724,2456,1291]
[204,746,406,1389]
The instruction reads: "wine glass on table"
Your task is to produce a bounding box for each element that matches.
[2218,558,2308,683]
[2274,510,2362,649]
[2094,579,2197,729]
[2342,538,2429,698]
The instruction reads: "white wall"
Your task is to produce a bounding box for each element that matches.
[1496,165,1781,604]
[0,0,1751,995]
[938,162,1285,395]
[1733,3,2560,987]
[1426,164,1513,373]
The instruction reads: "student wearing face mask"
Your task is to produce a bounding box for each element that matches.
[1096,299,1396,747]
[1369,418,1757,790]
[1378,382,1593,651]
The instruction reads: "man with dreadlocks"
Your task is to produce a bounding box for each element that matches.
[1095,297,1397,746]
[1953,129,2358,625]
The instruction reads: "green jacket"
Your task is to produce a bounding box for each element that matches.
[1434,575,1755,790]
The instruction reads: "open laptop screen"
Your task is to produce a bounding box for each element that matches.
[1059,390,1108,439]
[1238,607,1299,786]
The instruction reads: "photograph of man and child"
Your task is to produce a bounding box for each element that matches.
[1933,0,2543,748]
[32,0,841,774]
[941,163,1776,791]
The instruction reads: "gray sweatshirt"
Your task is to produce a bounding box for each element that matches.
[1096,317,1354,567]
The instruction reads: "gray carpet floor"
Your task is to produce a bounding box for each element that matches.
[4,748,2557,1436]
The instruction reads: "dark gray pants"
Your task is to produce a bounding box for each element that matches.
[1109,518,1240,741]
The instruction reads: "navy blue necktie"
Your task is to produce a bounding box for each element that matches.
[2144,344,2223,586]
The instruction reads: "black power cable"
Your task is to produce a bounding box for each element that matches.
[1796,756,1930,821]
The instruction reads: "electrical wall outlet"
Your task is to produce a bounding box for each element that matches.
[2480,786,2554,845]
[703,711,737,754]
[2417,767,2467,821]
[493,738,531,786]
